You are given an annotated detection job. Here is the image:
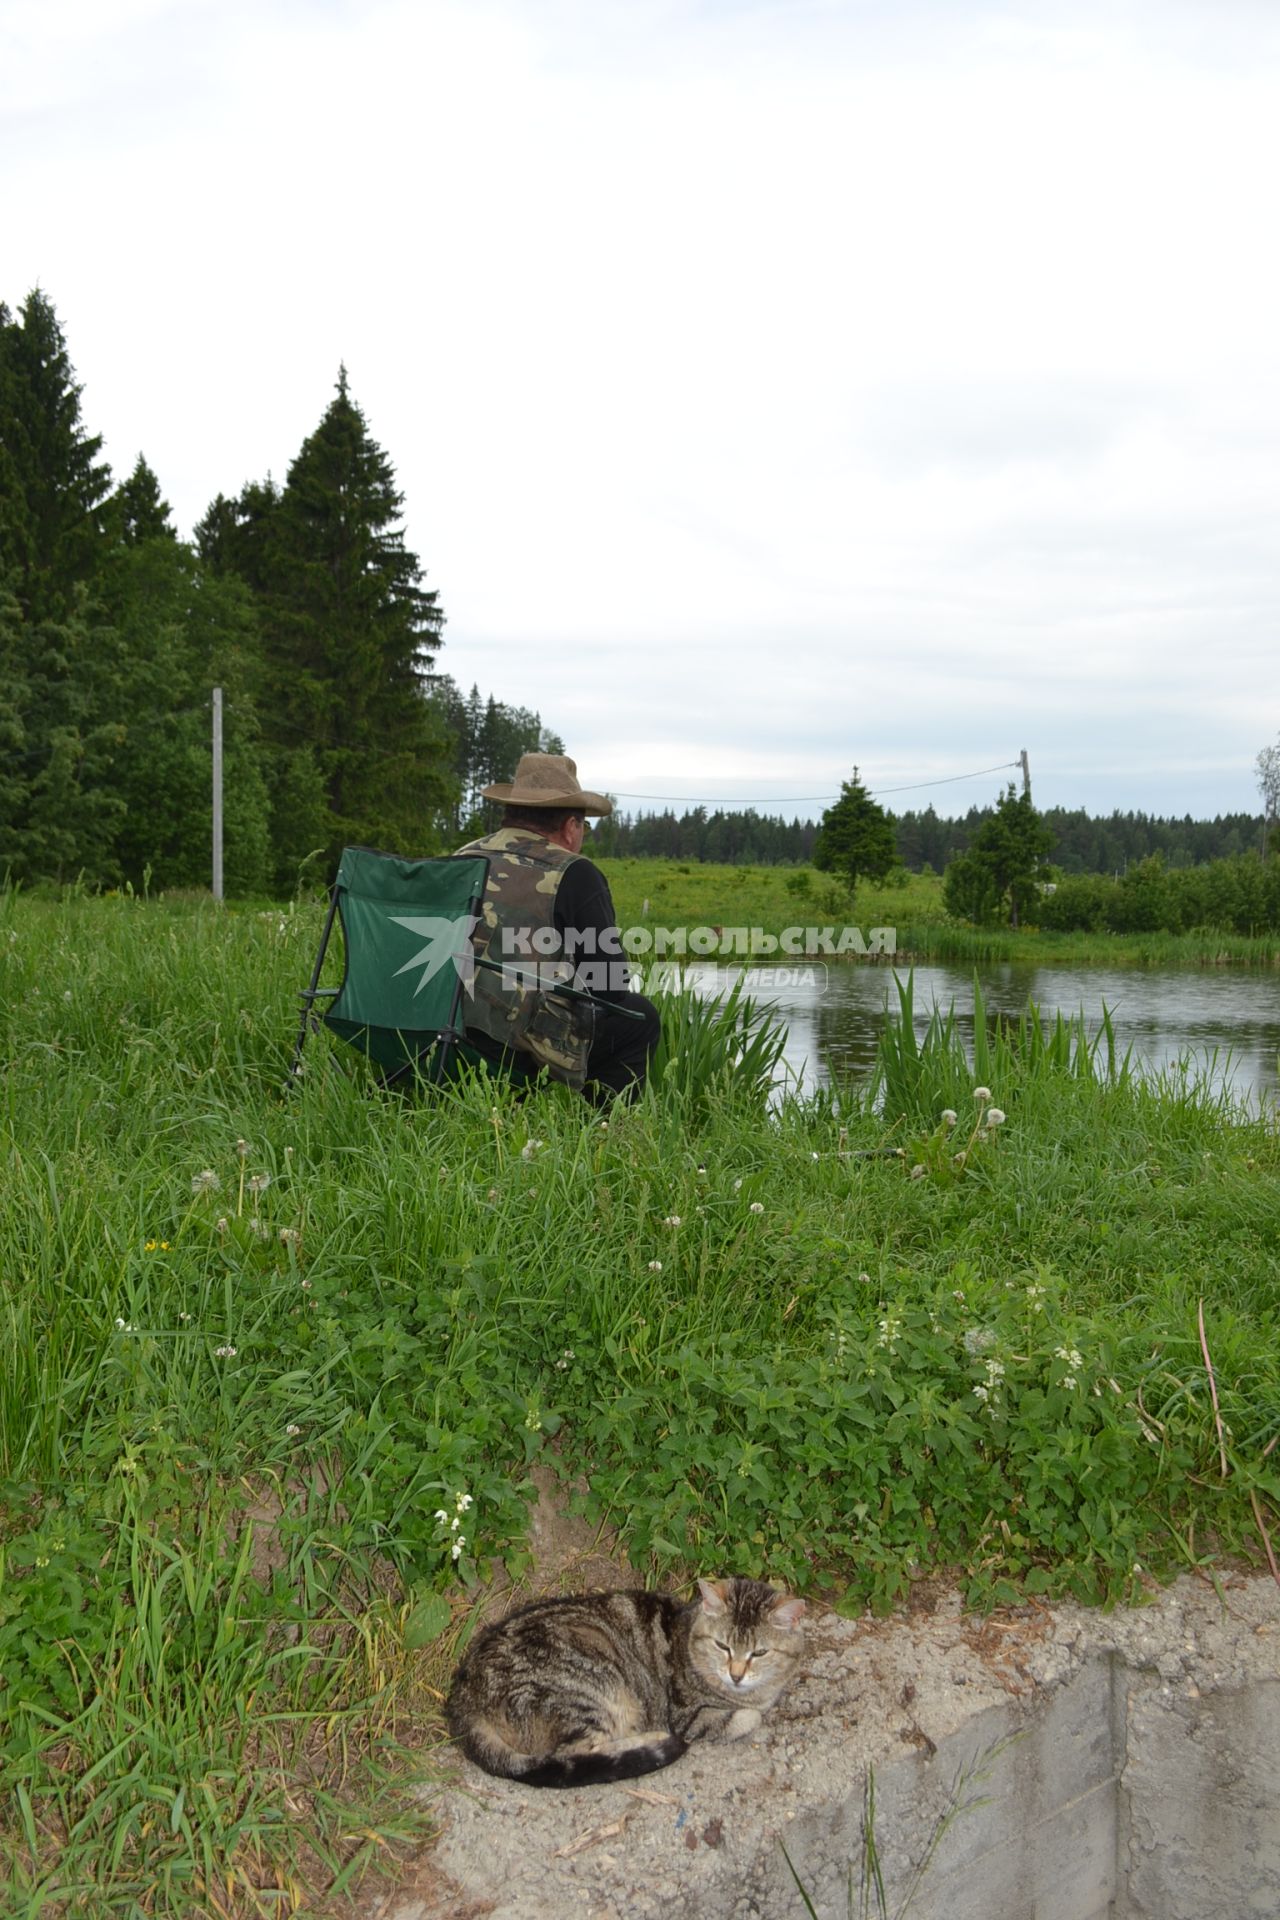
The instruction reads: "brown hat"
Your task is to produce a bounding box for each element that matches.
[482,753,614,816]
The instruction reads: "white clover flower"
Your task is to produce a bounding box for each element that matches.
[985,1108,1006,1128]
[191,1170,221,1195]
[286,1423,301,1436]
[648,1259,663,1273]
[278,1227,300,1246]
[214,1344,237,1358]
[749,1201,765,1215]
[941,1109,958,1128]
[663,1214,682,1228]
[858,1271,871,1285]
[178,1311,192,1323]
[555,1348,575,1370]
[973,1087,992,1103]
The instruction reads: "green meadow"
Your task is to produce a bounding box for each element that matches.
[599,857,1280,968]
[2,889,1278,1915]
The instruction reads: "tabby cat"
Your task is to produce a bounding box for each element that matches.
[446,1576,806,1789]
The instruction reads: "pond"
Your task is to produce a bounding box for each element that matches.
[676,960,1280,1107]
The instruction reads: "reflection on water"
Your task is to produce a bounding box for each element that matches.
[676,961,1280,1106]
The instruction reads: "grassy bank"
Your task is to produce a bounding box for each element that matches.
[597,858,1280,968]
[2,891,1279,1913]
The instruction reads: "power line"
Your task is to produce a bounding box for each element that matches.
[608,761,1021,805]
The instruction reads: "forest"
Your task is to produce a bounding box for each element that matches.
[0,290,557,895]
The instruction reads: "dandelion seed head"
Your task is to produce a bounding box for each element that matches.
[247,1172,271,1195]
[749,1201,764,1215]
[941,1109,958,1128]
[985,1108,1006,1127]
[191,1170,221,1195]
[973,1087,992,1103]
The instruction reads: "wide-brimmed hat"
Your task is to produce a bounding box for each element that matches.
[482,753,613,816]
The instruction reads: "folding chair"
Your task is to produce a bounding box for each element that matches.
[292,844,641,1092]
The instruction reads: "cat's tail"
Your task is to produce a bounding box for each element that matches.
[462,1725,687,1789]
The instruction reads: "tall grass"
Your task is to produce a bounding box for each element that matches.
[2,894,1279,1909]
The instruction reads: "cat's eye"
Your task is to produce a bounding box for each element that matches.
[714,1640,731,1654]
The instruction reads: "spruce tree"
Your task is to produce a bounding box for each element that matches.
[813,768,898,900]
[248,369,450,861]
[0,290,113,623]
[113,454,176,545]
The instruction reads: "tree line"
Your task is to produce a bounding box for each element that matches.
[0,290,556,894]
[596,798,1265,874]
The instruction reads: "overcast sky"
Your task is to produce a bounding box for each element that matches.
[5,0,1279,822]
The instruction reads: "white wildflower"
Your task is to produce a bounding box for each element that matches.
[278,1227,300,1246]
[1063,1375,1078,1390]
[985,1108,1006,1128]
[941,1109,958,1128]
[648,1259,663,1273]
[247,1172,271,1195]
[191,1170,221,1195]
[910,1164,926,1180]
[663,1214,682,1228]
[973,1383,990,1404]
[451,1536,465,1560]
[520,1139,544,1162]
[456,1492,473,1512]
[434,1509,450,1524]
[215,1217,229,1234]
[555,1348,575,1370]
[733,1178,743,1191]
[286,1423,301,1436]
[963,1327,996,1356]
[973,1087,992,1103]
[749,1201,764,1215]
[1055,1346,1084,1371]
[214,1344,237,1358]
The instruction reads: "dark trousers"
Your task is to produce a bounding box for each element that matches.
[464,989,661,1103]
[585,991,662,1103]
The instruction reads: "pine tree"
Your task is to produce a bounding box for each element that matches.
[943,786,1055,927]
[813,768,898,900]
[0,290,113,623]
[113,454,176,545]
[249,369,450,861]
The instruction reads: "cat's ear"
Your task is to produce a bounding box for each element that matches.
[697,1578,732,1615]
[769,1595,807,1628]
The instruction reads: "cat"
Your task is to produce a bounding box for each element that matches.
[445,1575,806,1789]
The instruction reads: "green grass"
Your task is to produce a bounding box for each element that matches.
[595,858,1280,968]
[2,889,1279,1912]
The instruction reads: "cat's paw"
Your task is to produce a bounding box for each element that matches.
[725,1707,762,1740]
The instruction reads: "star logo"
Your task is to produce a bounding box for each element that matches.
[389,915,479,995]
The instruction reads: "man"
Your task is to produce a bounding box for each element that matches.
[455,753,660,1101]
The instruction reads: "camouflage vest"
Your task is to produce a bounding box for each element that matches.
[453,827,595,1089]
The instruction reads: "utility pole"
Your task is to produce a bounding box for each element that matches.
[1019,748,1031,801]
[212,687,224,902]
